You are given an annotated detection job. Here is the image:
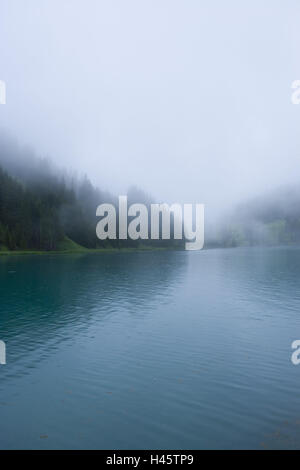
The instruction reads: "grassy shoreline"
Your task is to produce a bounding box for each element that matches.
[0,236,181,256]
[0,246,176,256]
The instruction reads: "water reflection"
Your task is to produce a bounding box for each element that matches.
[1,248,300,449]
[0,251,188,376]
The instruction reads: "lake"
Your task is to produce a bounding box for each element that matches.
[0,247,300,449]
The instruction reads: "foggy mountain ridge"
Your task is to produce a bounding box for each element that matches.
[0,130,300,251]
[207,185,300,248]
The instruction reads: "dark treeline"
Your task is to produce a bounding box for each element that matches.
[1,130,299,252]
[0,132,183,251]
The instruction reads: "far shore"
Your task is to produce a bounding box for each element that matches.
[0,245,179,257]
[1,243,298,257]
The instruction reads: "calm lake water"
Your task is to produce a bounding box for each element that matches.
[0,247,300,449]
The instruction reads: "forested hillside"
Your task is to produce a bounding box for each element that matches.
[2,131,300,252]
[0,132,182,251]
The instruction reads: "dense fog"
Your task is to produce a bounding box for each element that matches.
[1,0,300,248]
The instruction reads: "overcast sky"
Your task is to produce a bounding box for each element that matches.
[1,0,300,214]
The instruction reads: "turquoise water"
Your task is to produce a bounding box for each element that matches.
[1,247,300,449]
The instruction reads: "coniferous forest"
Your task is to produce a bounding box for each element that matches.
[1,130,300,252]
[0,132,183,252]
